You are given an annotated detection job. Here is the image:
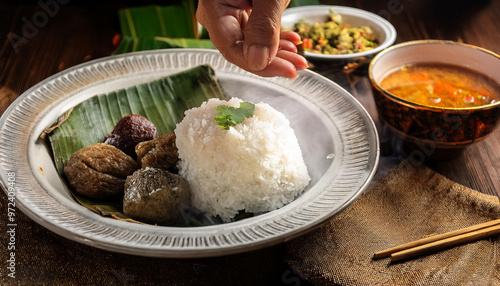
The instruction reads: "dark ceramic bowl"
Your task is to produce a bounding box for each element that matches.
[369,40,500,159]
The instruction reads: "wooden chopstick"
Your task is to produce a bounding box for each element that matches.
[373,219,500,261]
[390,224,500,262]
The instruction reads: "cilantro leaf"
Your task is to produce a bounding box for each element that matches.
[214,101,255,130]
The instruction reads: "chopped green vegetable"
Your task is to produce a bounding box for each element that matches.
[292,8,379,55]
[214,101,255,130]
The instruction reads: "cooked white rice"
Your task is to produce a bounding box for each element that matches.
[174,97,310,222]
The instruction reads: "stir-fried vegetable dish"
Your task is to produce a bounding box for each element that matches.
[293,9,378,55]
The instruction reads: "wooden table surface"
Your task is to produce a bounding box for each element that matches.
[0,0,499,285]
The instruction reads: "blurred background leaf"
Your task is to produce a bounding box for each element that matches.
[118,3,198,38]
[113,0,211,54]
[113,36,214,54]
[113,0,319,54]
[289,0,320,7]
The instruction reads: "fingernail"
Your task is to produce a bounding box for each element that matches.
[283,72,298,79]
[296,63,309,71]
[247,45,270,70]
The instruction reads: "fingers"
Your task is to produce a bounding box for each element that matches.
[252,56,297,78]
[242,0,290,71]
[196,1,247,45]
[224,0,252,10]
[280,30,303,46]
[197,0,308,78]
[250,50,308,78]
[276,50,308,71]
[196,1,248,67]
[279,39,297,53]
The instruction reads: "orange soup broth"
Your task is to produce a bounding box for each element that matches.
[379,63,500,108]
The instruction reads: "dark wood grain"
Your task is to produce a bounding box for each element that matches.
[317,0,500,196]
[0,1,499,285]
[1,2,498,196]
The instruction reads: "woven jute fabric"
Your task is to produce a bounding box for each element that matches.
[0,204,287,286]
[285,160,500,285]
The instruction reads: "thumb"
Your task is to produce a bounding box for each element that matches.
[243,0,289,71]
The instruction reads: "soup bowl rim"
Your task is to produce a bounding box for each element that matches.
[368,39,500,112]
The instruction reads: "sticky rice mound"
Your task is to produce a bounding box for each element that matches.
[174,97,310,222]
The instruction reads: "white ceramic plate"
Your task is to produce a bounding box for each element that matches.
[282,5,397,61]
[0,49,379,258]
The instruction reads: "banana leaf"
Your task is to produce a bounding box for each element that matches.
[112,1,318,54]
[47,65,227,175]
[113,36,215,54]
[288,0,320,7]
[71,192,142,224]
[119,2,198,39]
[114,1,215,54]
[44,65,227,226]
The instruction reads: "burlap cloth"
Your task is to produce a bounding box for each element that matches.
[1,159,499,285]
[285,160,500,285]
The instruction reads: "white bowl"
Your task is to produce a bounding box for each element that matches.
[282,5,397,61]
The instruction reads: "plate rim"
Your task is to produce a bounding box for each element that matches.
[0,48,379,257]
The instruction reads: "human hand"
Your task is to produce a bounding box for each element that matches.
[196,0,308,78]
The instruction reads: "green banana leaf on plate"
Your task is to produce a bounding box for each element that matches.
[45,65,227,225]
